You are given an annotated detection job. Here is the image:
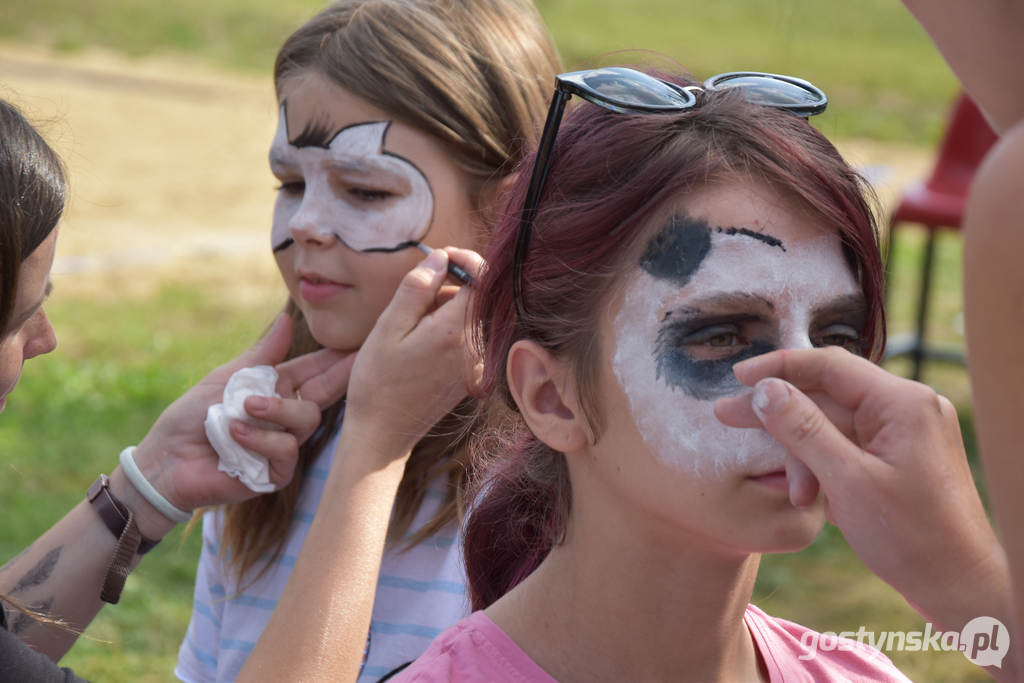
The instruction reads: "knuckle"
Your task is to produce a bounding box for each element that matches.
[790,406,826,444]
[403,265,437,291]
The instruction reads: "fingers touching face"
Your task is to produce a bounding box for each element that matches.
[609,181,863,480]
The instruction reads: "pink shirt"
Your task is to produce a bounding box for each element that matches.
[396,605,912,682]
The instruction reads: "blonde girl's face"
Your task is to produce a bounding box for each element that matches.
[591,180,865,553]
[270,71,479,351]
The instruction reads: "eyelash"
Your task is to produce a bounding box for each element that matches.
[275,181,304,196]
[348,187,393,202]
[676,322,863,353]
[273,182,393,202]
[812,325,863,353]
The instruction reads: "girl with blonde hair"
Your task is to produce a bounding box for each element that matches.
[176,1,561,680]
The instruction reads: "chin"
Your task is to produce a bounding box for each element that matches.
[752,508,827,554]
[311,327,367,352]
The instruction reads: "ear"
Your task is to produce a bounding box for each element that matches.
[507,340,590,453]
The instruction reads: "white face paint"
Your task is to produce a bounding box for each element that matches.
[611,219,863,479]
[269,105,434,252]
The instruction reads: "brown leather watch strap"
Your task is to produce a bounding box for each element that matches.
[100,508,141,604]
[87,474,159,555]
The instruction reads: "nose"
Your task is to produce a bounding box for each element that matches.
[289,188,337,247]
[23,309,57,361]
[777,324,814,352]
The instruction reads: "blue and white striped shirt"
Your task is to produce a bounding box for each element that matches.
[174,427,469,682]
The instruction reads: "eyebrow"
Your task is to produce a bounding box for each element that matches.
[713,225,787,251]
[327,156,400,176]
[288,117,338,149]
[811,292,869,322]
[664,291,776,319]
[269,148,403,176]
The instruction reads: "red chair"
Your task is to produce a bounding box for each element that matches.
[883,93,998,380]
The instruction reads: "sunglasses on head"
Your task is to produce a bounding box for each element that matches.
[511,66,828,317]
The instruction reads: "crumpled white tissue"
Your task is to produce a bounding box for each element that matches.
[204,365,281,492]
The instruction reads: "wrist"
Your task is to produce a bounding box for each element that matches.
[909,540,1012,633]
[338,413,418,472]
[108,465,179,541]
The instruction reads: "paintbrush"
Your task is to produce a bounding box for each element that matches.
[279,236,474,284]
[389,241,473,285]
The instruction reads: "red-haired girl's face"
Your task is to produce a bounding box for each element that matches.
[270,71,479,351]
[583,180,865,553]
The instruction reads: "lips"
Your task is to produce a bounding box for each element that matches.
[298,271,350,303]
[747,469,788,493]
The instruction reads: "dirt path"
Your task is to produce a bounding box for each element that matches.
[1,43,931,300]
[1,44,284,302]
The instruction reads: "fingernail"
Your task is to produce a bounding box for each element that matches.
[247,396,270,412]
[422,249,447,274]
[751,378,790,421]
[233,421,251,436]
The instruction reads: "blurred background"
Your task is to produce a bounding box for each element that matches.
[0,0,981,680]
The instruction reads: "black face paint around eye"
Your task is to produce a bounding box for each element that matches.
[654,320,776,400]
[639,216,712,287]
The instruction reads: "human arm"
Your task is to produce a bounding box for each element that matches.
[0,313,351,660]
[238,247,483,682]
[901,0,1024,133]
[715,348,1015,680]
[963,121,1024,676]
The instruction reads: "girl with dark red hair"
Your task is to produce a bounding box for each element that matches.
[397,68,912,681]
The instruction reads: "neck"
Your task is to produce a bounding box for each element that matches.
[487,475,766,682]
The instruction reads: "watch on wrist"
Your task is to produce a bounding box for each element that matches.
[87,474,159,554]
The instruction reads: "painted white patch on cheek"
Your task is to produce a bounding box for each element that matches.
[324,122,433,251]
[613,272,785,479]
[267,107,434,252]
[611,232,860,479]
[270,114,297,250]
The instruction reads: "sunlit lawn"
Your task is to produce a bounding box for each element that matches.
[0,0,958,144]
[0,230,986,681]
[0,0,991,680]
[0,274,283,681]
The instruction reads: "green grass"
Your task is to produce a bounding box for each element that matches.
[0,281,281,681]
[0,0,958,144]
[0,0,987,679]
[0,231,988,681]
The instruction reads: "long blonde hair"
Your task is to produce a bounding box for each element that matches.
[220,0,562,583]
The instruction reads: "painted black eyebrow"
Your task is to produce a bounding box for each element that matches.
[713,226,787,251]
[289,117,338,149]
[278,98,340,149]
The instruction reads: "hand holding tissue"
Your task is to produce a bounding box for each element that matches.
[204,365,281,492]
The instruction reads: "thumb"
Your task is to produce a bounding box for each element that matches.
[238,313,294,368]
[751,377,865,502]
[381,249,449,336]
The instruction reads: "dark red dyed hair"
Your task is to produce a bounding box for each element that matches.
[465,71,885,610]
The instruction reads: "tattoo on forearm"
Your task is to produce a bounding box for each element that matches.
[11,548,61,594]
[10,597,54,634]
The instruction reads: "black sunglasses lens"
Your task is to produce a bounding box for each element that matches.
[708,74,826,112]
[575,67,693,108]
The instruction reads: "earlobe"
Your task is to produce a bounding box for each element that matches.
[507,340,589,453]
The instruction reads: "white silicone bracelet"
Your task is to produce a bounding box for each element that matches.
[118,446,193,524]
